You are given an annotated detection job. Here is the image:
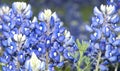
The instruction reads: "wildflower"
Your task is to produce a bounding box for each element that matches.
[85,0,120,71]
[0,2,79,71]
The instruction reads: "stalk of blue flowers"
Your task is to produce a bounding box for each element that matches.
[85,0,120,71]
[0,2,80,71]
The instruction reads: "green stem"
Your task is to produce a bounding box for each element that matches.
[82,59,95,71]
[114,63,118,71]
[94,51,101,71]
[46,51,49,70]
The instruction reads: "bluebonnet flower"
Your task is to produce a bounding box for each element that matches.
[0,2,79,71]
[37,8,80,70]
[85,0,120,71]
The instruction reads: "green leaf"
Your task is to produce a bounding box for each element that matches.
[54,66,63,71]
[65,66,71,71]
[76,39,91,71]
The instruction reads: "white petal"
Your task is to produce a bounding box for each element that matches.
[64,30,71,38]
[21,35,26,42]
[23,4,31,14]
[14,34,18,42]
[43,9,52,21]
[25,60,31,70]
[18,34,22,42]
[21,2,27,10]
[32,16,38,23]
[38,12,45,21]
[25,10,32,18]
[40,61,45,70]
[94,6,102,16]
[0,8,3,16]
[100,4,106,13]
[111,14,119,23]
[12,2,27,13]
[30,52,41,71]
[106,5,115,15]
[51,12,59,21]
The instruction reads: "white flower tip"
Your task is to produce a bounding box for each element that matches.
[12,2,27,13]
[0,6,10,15]
[43,9,52,21]
[38,9,53,22]
[13,34,18,42]
[32,16,38,23]
[14,34,26,42]
[64,30,71,38]
[106,5,115,15]
[100,4,106,13]
[30,52,41,71]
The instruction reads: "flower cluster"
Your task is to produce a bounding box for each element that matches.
[85,0,120,71]
[0,2,79,71]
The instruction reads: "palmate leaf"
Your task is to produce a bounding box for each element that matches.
[76,39,91,71]
[76,39,88,52]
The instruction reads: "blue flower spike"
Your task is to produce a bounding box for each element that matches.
[0,2,79,71]
[85,0,120,71]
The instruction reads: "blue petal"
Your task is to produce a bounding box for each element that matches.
[2,24,10,32]
[59,27,65,33]
[111,14,119,23]
[40,22,47,32]
[24,39,30,48]
[85,25,93,32]
[59,46,64,52]
[112,39,120,46]
[25,10,33,18]
[2,66,9,71]
[2,15,10,22]
[3,31,10,38]
[57,62,64,67]
[53,42,59,49]
[0,57,7,63]
[5,48,13,54]
[50,16,54,28]
[99,64,108,71]
[105,51,110,58]
[90,34,96,41]
[58,35,65,42]
[55,55,60,62]
[9,21,15,29]
[108,56,117,62]
[114,27,120,32]
[2,40,8,47]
